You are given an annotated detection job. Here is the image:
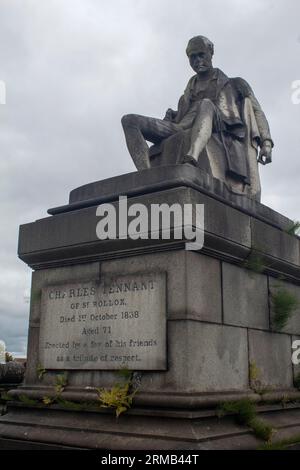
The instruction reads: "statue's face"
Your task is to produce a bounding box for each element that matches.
[189,51,213,74]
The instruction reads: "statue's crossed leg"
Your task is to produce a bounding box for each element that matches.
[122,98,217,171]
[121,114,180,170]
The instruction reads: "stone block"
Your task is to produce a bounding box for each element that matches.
[269,278,300,335]
[185,252,222,323]
[141,321,249,393]
[251,218,299,266]
[186,189,251,250]
[101,251,222,323]
[24,326,40,384]
[248,330,293,389]
[101,251,186,318]
[19,185,253,270]
[222,262,269,329]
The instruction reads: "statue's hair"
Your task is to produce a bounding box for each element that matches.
[186,36,214,57]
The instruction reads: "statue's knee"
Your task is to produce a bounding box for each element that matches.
[121,114,137,128]
[194,98,215,117]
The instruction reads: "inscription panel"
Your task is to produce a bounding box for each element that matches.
[39,272,166,370]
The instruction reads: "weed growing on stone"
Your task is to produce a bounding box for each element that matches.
[36,364,46,380]
[243,250,265,274]
[286,221,300,236]
[97,370,138,418]
[258,434,300,450]
[271,288,299,330]
[218,399,273,442]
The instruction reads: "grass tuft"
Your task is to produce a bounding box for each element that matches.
[271,288,299,330]
[218,399,273,442]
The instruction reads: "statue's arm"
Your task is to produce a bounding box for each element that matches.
[163,107,178,121]
[233,77,273,165]
[249,91,274,165]
[163,94,187,122]
[163,76,194,122]
[249,93,273,144]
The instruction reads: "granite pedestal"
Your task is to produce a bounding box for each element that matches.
[1,165,300,449]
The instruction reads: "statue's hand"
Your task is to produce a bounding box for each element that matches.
[258,140,272,165]
[164,108,177,121]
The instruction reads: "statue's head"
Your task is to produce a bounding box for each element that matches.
[186,36,214,74]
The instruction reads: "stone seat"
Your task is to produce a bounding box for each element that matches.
[149,128,215,172]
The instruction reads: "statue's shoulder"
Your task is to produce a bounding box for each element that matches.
[230,77,254,99]
[213,68,230,90]
[214,68,229,80]
[184,74,197,90]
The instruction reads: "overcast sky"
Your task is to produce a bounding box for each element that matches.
[0,0,299,356]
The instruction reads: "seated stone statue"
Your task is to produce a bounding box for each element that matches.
[121,35,273,201]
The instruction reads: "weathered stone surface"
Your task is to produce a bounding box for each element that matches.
[141,322,249,392]
[30,262,100,324]
[249,330,293,389]
[39,273,167,370]
[187,189,251,250]
[269,278,300,335]
[186,252,222,323]
[0,405,274,450]
[222,263,269,329]
[20,186,252,269]
[24,325,40,384]
[2,402,300,450]
[60,165,293,233]
[101,251,186,318]
[12,162,300,451]
[29,263,101,381]
[19,179,300,288]
[102,251,222,323]
[251,218,299,266]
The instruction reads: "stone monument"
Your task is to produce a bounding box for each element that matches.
[122,35,273,201]
[1,36,300,450]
